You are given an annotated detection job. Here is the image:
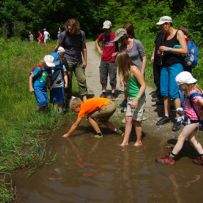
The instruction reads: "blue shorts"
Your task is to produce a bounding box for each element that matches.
[160,63,183,99]
[34,87,48,107]
[50,87,65,105]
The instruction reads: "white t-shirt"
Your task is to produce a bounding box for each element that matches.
[44,31,50,40]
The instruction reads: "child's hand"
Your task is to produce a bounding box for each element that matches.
[62,133,70,138]
[29,87,34,93]
[131,98,138,109]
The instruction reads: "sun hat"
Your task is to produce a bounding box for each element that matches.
[43,55,55,67]
[57,46,65,53]
[156,16,172,25]
[114,28,127,41]
[102,20,112,29]
[50,52,60,65]
[175,71,197,85]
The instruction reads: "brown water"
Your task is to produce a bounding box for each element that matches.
[14,126,203,203]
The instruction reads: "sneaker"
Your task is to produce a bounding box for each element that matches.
[172,120,182,132]
[114,129,123,136]
[100,92,107,98]
[192,156,203,166]
[156,155,175,165]
[156,116,170,126]
[94,134,103,138]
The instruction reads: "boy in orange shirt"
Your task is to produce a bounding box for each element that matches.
[62,97,122,138]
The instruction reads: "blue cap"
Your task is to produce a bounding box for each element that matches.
[50,52,60,65]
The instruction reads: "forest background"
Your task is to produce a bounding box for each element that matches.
[0,0,202,202]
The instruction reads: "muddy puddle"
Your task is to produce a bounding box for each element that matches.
[14,123,203,203]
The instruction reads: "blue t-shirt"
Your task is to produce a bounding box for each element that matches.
[32,67,48,89]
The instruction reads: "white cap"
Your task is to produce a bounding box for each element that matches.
[156,16,172,25]
[114,28,127,41]
[57,46,65,53]
[43,55,55,67]
[175,71,197,85]
[102,20,112,29]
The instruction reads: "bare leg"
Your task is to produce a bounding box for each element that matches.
[172,123,199,155]
[133,120,142,147]
[189,132,203,155]
[103,120,118,132]
[164,97,170,117]
[174,98,181,119]
[120,116,133,147]
[87,117,102,134]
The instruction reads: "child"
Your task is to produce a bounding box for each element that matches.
[156,71,203,165]
[116,51,146,147]
[62,97,122,138]
[50,47,68,112]
[29,55,55,111]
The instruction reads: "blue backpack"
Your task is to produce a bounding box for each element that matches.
[184,40,198,68]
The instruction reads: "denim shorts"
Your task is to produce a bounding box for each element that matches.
[50,87,65,105]
[34,87,48,107]
[99,61,117,87]
[160,63,183,99]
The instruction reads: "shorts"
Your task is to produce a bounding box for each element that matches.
[99,61,117,87]
[160,63,183,99]
[126,95,146,121]
[89,101,116,121]
[50,87,65,105]
[34,87,48,107]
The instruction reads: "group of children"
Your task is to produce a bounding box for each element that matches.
[29,46,69,112]
[29,45,203,167]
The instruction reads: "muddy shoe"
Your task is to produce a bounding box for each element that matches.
[156,155,175,165]
[94,133,103,138]
[156,116,170,126]
[192,156,203,166]
[172,120,182,132]
[114,129,123,136]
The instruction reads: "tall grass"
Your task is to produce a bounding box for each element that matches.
[0,38,69,202]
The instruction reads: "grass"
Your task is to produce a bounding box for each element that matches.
[0,38,70,202]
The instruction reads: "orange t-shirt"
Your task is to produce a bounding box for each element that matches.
[78,98,110,118]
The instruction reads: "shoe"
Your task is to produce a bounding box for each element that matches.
[172,120,182,132]
[100,92,107,98]
[156,155,175,165]
[192,156,203,165]
[94,134,103,138]
[156,116,170,126]
[114,129,123,136]
[111,92,116,100]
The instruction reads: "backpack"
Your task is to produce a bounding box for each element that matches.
[184,40,198,68]
[30,64,43,81]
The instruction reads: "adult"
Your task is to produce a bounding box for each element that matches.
[114,26,146,75]
[155,16,188,131]
[150,30,166,101]
[37,30,43,44]
[43,28,50,44]
[57,18,88,101]
[95,20,117,100]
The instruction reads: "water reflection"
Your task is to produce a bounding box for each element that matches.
[14,132,203,203]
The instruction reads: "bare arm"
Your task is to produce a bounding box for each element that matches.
[141,55,147,75]
[131,67,146,108]
[95,39,103,55]
[64,73,68,88]
[62,117,82,138]
[150,48,155,64]
[29,74,34,93]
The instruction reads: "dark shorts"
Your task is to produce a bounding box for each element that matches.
[50,87,65,105]
[99,61,117,87]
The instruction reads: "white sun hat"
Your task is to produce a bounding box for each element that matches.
[175,71,197,85]
[102,20,112,29]
[156,16,172,25]
[44,55,55,67]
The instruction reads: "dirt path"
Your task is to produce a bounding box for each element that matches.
[85,41,178,139]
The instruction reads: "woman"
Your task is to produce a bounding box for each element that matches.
[155,16,188,132]
[114,24,146,75]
